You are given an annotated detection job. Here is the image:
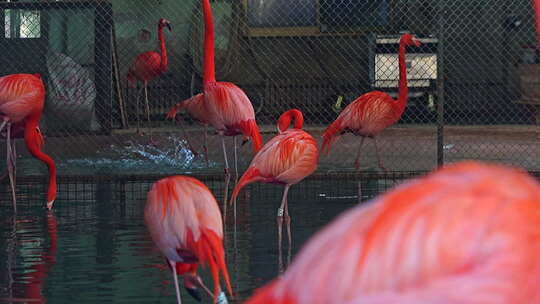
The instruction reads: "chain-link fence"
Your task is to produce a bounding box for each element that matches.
[0,0,538,175]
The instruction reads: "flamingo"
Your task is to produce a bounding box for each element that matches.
[144,175,233,304]
[167,93,210,165]
[169,0,262,177]
[230,109,318,255]
[0,73,57,211]
[322,33,421,171]
[127,18,171,135]
[533,0,540,42]
[245,161,540,304]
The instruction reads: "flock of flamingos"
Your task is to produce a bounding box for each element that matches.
[1,0,540,303]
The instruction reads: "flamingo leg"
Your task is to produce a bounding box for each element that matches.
[168,260,183,304]
[276,185,290,257]
[354,137,366,170]
[144,81,151,124]
[221,135,229,175]
[233,136,239,181]
[373,137,387,172]
[6,123,16,212]
[203,124,209,167]
[135,85,144,134]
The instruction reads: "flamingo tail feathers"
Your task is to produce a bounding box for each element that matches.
[199,229,233,301]
[322,117,344,155]
[239,119,263,153]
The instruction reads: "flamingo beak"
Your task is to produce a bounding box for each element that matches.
[242,137,249,146]
[166,23,172,31]
[46,200,55,210]
[412,37,422,47]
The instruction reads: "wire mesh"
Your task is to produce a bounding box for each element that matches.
[0,0,538,180]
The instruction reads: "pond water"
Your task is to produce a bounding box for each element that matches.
[0,177,378,303]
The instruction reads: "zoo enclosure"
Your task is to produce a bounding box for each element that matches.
[0,0,539,172]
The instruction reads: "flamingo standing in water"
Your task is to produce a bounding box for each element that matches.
[168,0,262,177]
[144,175,233,303]
[245,161,540,304]
[0,73,57,211]
[230,109,318,254]
[322,33,421,171]
[127,18,171,135]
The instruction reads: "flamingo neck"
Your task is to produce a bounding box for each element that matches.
[278,109,304,133]
[396,41,409,114]
[24,115,57,205]
[158,25,168,73]
[202,0,216,85]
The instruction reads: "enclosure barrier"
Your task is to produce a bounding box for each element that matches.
[0,0,539,181]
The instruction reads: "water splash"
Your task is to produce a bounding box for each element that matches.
[59,136,215,175]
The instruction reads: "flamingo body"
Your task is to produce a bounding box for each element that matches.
[0,73,56,210]
[231,109,318,201]
[127,51,165,86]
[246,161,540,304]
[145,175,232,302]
[0,74,45,122]
[323,91,401,146]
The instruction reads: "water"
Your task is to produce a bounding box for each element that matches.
[0,178,365,303]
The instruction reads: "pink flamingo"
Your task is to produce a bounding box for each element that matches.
[127,18,171,135]
[0,73,57,211]
[533,0,540,42]
[245,161,540,304]
[230,109,318,253]
[322,33,421,171]
[144,175,233,304]
[169,0,262,176]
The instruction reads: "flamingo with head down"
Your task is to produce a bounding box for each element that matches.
[0,73,57,211]
[144,175,233,304]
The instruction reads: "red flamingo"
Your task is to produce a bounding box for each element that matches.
[144,175,233,304]
[169,0,262,176]
[127,18,171,135]
[246,161,540,304]
[322,33,421,171]
[0,73,57,211]
[230,109,318,254]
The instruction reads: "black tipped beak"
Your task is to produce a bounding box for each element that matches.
[242,139,249,146]
[185,286,202,302]
[166,24,172,31]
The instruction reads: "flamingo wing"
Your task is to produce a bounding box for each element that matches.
[0,74,45,123]
[246,162,540,304]
[130,51,162,81]
[204,81,262,151]
[322,91,397,153]
[231,130,318,202]
[167,93,207,124]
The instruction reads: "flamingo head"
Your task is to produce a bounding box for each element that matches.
[401,33,422,47]
[158,18,172,31]
[183,273,213,302]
